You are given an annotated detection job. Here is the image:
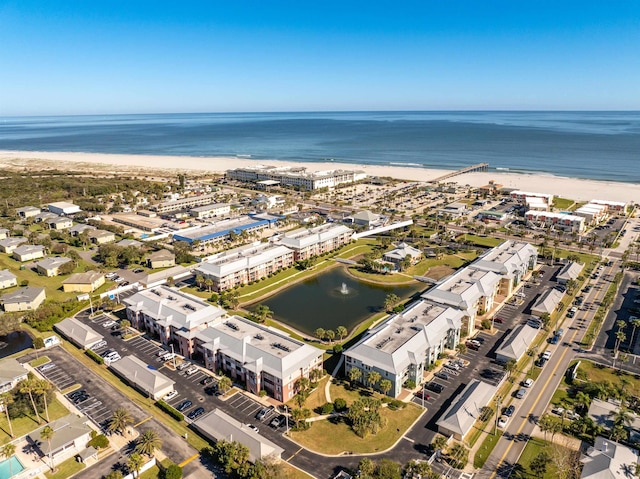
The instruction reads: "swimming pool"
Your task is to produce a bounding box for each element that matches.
[0,456,25,479]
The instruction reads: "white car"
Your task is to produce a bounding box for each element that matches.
[247,424,259,433]
[542,351,552,360]
[102,320,116,328]
[523,378,534,388]
[185,366,199,376]
[498,415,508,428]
[163,390,179,401]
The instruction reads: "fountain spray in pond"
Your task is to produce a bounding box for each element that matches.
[340,282,349,295]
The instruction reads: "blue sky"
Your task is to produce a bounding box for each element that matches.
[1,1,639,115]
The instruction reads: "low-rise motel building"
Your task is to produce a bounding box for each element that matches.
[226,164,366,190]
[124,286,323,401]
[195,242,294,292]
[344,240,537,397]
[525,210,586,233]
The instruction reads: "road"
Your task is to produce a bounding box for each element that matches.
[476,259,622,478]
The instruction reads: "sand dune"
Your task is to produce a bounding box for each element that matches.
[0,150,637,203]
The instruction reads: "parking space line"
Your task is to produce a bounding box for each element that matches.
[134,416,152,427]
[178,453,200,468]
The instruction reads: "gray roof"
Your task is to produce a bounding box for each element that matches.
[148,249,175,261]
[351,210,379,222]
[557,262,584,283]
[588,398,640,431]
[62,271,104,285]
[436,380,497,437]
[193,409,284,462]
[1,286,45,304]
[531,288,564,315]
[116,239,143,248]
[581,436,638,479]
[13,244,45,256]
[0,358,28,384]
[495,324,540,362]
[0,269,17,283]
[109,355,174,397]
[383,242,422,262]
[35,256,72,270]
[29,414,91,455]
[0,237,28,249]
[54,317,103,348]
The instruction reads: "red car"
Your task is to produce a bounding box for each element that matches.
[493,317,504,324]
[415,390,430,400]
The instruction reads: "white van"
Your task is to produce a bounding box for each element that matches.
[161,352,175,362]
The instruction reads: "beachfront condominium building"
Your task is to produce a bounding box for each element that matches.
[194,315,324,401]
[590,199,629,214]
[525,210,585,233]
[510,190,555,204]
[153,193,219,213]
[195,242,295,292]
[574,203,607,225]
[421,267,501,336]
[344,299,463,397]
[226,165,367,190]
[471,240,538,297]
[124,286,227,357]
[278,223,354,260]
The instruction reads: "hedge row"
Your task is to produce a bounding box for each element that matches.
[85,349,104,365]
[156,400,184,421]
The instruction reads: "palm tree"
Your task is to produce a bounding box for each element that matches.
[336,326,348,341]
[217,376,232,395]
[1,392,14,438]
[610,407,633,430]
[204,278,214,293]
[538,414,555,442]
[325,329,335,344]
[448,443,468,469]
[314,328,325,342]
[615,331,627,356]
[1,443,16,478]
[379,379,392,396]
[36,380,51,422]
[19,379,41,424]
[629,317,640,352]
[504,359,517,377]
[108,408,133,437]
[195,274,204,290]
[127,452,144,478]
[366,371,381,389]
[432,434,448,453]
[574,391,592,414]
[348,367,362,387]
[254,305,273,324]
[41,425,55,471]
[135,429,162,457]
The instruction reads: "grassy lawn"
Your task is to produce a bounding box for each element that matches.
[328,381,372,407]
[298,377,329,415]
[553,250,598,265]
[346,267,418,285]
[553,197,575,210]
[517,437,578,479]
[283,463,315,479]
[44,456,85,479]
[0,254,77,302]
[139,465,161,479]
[575,360,640,396]
[474,430,502,468]
[29,356,51,367]
[0,398,70,445]
[459,234,502,247]
[289,403,423,454]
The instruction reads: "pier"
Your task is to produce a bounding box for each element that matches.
[429,162,489,183]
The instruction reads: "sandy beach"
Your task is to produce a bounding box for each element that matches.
[0,150,637,203]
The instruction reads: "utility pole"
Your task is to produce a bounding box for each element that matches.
[494,395,502,435]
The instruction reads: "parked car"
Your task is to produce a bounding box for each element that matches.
[102,320,116,328]
[493,317,504,324]
[516,388,526,399]
[247,424,259,433]
[426,382,444,393]
[504,405,515,417]
[185,366,199,376]
[39,363,56,372]
[177,362,190,371]
[434,371,449,381]
[522,378,534,388]
[201,376,214,385]
[542,351,552,360]
[188,407,205,420]
[498,415,509,428]
[177,400,193,412]
[465,341,479,351]
[415,390,430,400]
[90,341,107,350]
[163,390,178,401]
[255,406,274,420]
[270,415,286,428]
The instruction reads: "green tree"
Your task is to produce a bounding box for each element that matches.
[384,294,400,313]
[19,379,41,424]
[127,452,144,478]
[504,359,517,377]
[336,325,348,341]
[35,379,51,422]
[314,328,325,342]
[135,429,162,457]
[290,408,312,430]
[538,414,555,442]
[108,408,133,437]
[629,317,640,351]
[366,371,381,389]
[325,329,335,344]
[448,443,469,469]
[348,367,362,387]
[253,305,273,324]
[432,434,448,452]
[379,379,393,396]
[41,425,55,471]
[347,398,385,438]
[0,392,14,438]
[530,451,551,478]
[164,464,183,479]
[217,376,232,395]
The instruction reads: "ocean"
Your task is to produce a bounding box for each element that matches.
[1,111,639,183]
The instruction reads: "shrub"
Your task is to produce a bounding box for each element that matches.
[85,349,104,365]
[387,399,406,410]
[333,344,343,354]
[163,464,183,479]
[320,403,334,415]
[334,398,347,411]
[156,400,184,421]
[404,379,416,389]
[258,390,267,397]
[87,431,109,449]
[481,319,492,330]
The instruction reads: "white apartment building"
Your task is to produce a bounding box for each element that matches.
[525,210,586,233]
[124,286,226,357]
[510,190,555,204]
[422,267,500,336]
[195,242,295,292]
[226,165,366,190]
[154,193,219,213]
[278,223,353,260]
[190,203,231,219]
[194,315,324,402]
[591,199,629,214]
[344,300,463,397]
[472,240,538,297]
[574,203,607,224]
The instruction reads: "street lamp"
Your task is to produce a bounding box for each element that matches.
[284,405,289,435]
[494,395,502,435]
[170,343,177,369]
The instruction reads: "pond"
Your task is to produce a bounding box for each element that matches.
[254,267,423,337]
[0,330,33,359]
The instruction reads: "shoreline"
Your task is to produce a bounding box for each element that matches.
[0,150,638,203]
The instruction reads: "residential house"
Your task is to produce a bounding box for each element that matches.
[1,286,46,311]
[581,436,638,479]
[383,242,423,269]
[344,299,463,398]
[345,210,380,227]
[116,238,143,248]
[62,272,105,293]
[35,257,73,277]
[34,211,58,223]
[195,242,294,292]
[194,315,324,402]
[12,244,45,262]
[68,224,96,236]
[147,249,176,269]
[0,269,17,290]
[0,237,28,254]
[557,262,584,285]
[28,415,93,467]
[0,228,8,240]
[88,229,116,244]
[16,206,40,219]
[0,358,28,393]
[46,216,73,230]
